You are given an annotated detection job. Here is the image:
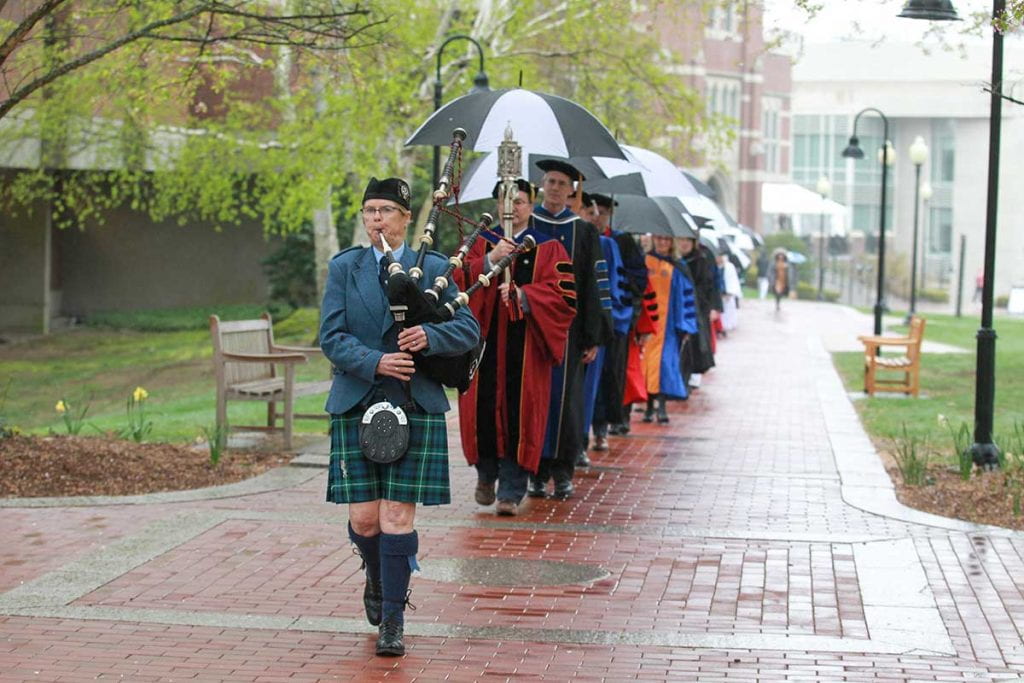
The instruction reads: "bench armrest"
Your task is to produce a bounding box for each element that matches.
[858,335,914,347]
[221,351,308,364]
[272,343,321,356]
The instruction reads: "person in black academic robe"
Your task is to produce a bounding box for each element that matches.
[527,159,611,501]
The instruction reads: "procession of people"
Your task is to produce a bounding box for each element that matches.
[319,106,744,656]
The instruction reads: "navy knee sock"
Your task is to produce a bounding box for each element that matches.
[379,531,419,625]
[348,523,381,583]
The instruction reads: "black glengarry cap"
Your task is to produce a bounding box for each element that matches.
[362,176,412,210]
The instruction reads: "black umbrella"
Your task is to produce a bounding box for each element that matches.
[611,195,697,239]
[682,171,716,200]
[406,88,626,160]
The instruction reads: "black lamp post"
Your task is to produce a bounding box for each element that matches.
[842,109,891,336]
[433,35,490,189]
[816,175,832,300]
[906,135,929,324]
[899,0,1001,468]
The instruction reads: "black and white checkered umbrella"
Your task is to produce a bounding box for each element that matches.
[406,89,626,160]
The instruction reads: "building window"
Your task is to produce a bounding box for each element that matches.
[928,207,953,254]
[762,97,783,173]
[706,77,741,121]
[931,119,955,184]
[710,3,738,35]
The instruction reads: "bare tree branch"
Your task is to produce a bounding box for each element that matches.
[0,0,69,67]
[983,85,1024,106]
[0,2,379,122]
[0,5,208,121]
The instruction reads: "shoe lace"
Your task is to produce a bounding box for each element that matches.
[352,547,366,571]
[404,589,417,612]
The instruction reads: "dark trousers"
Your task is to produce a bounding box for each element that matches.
[476,452,529,503]
[536,451,574,486]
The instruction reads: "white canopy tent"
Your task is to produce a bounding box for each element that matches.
[761,182,848,236]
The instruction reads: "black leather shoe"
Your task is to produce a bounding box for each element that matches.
[642,411,654,423]
[527,478,547,498]
[364,578,382,626]
[575,450,591,467]
[552,480,574,500]
[375,619,405,656]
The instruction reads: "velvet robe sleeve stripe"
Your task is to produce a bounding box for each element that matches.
[521,241,576,365]
[511,239,577,471]
[634,281,660,336]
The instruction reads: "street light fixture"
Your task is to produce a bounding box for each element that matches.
[899,0,1001,469]
[433,35,490,189]
[906,135,929,324]
[816,175,832,301]
[842,108,891,336]
[920,180,933,288]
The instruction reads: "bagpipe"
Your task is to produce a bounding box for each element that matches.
[380,126,536,392]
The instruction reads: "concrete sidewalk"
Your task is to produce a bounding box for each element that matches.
[2,298,1023,681]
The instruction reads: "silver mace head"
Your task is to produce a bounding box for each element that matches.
[497,123,521,179]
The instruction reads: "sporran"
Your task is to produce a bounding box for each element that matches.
[358,401,410,464]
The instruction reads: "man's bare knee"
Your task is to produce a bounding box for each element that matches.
[379,501,415,534]
[348,501,381,536]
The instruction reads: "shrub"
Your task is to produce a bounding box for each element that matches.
[84,303,293,331]
[919,288,950,304]
[262,224,317,308]
[793,283,839,302]
[273,308,321,345]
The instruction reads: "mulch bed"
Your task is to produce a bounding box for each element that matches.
[890,464,1024,531]
[0,434,292,498]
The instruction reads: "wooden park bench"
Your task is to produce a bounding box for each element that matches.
[858,316,927,397]
[210,313,330,449]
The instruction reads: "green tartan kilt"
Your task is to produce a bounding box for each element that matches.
[325,410,451,506]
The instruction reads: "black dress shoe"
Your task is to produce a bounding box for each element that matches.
[364,578,382,626]
[575,450,591,467]
[527,478,547,498]
[375,619,405,656]
[552,480,574,500]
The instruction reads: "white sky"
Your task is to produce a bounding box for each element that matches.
[762,0,1001,45]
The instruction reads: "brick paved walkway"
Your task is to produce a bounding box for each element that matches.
[3,299,1023,681]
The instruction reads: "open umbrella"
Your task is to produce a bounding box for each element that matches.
[588,145,701,199]
[682,170,716,199]
[612,195,697,238]
[452,152,646,203]
[406,88,626,160]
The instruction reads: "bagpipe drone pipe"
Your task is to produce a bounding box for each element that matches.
[379,128,536,393]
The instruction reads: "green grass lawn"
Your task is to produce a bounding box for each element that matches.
[0,308,331,444]
[831,313,1024,459]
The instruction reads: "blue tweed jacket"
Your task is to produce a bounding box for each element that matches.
[319,244,479,415]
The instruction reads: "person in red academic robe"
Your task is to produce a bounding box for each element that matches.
[457,179,576,516]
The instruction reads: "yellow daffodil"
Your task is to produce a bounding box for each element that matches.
[55,400,67,413]
[133,386,149,402]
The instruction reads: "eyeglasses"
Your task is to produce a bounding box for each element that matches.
[361,205,403,218]
[512,198,530,207]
